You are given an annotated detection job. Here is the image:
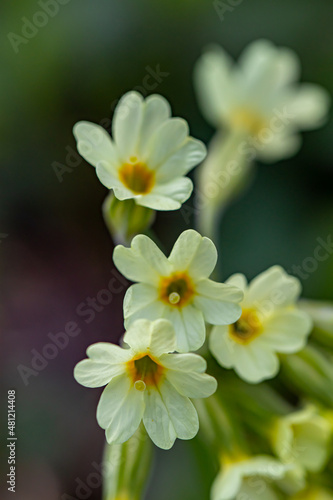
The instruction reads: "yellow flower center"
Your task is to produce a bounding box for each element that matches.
[159,271,195,308]
[229,308,263,344]
[118,161,155,195]
[126,354,164,390]
[229,107,267,137]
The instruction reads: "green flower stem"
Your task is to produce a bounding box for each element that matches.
[195,129,254,243]
[280,345,333,407]
[102,424,153,500]
[194,393,245,457]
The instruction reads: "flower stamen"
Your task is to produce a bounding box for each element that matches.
[118,162,155,195]
[229,308,263,344]
[126,354,164,388]
[159,271,195,308]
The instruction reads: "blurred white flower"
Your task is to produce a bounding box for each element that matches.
[74,319,217,450]
[211,454,289,500]
[195,39,330,162]
[209,266,312,383]
[272,406,332,473]
[73,91,206,210]
[290,486,333,500]
[113,229,243,352]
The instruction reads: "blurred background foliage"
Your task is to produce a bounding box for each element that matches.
[1,0,332,498]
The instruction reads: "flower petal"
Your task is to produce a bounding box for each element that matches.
[147,118,189,168]
[112,91,144,160]
[161,352,207,373]
[156,138,207,181]
[166,364,217,398]
[137,177,193,211]
[168,229,217,279]
[123,318,154,352]
[143,381,198,449]
[74,359,124,388]
[74,343,130,388]
[233,342,280,383]
[194,46,235,126]
[284,83,330,130]
[73,121,119,170]
[211,466,242,500]
[162,304,205,352]
[260,309,312,353]
[149,319,177,356]
[137,94,171,159]
[97,374,144,444]
[194,279,243,325]
[209,325,236,369]
[113,234,172,285]
[244,266,301,312]
[226,273,248,294]
[256,131,302,163]
[123,283,159,318]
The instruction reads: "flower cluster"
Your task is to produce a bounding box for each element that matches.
[72,39,332,500]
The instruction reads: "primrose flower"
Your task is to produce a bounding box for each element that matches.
[74,319,217,450]
[195,39,330,162]
[209,266,312,383]
[211,454,289,500]
[73,91,206,210]
[113,229,243,352]
[272,406,332,473]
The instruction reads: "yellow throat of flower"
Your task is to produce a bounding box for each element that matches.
[229,308,263,344]
[118,158,155,195]
[229,107,267,137]
[159,271,195,308]
[126,353,164,391]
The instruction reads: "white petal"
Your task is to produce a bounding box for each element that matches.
[166,365,217,398]
[112,91,144,160]
[211,466,242,500]
[95,163,124,190]
[233,342,280,383]
[239,40,300,98]
[74,359,124,388]
[143,386,176,449]
[137,177,193,211]
[147,118,189,168]
[122,318,154,352]
[162,305,205,352]
[143,381,198,449]
[194,46,235,126]
[209,325,237,369]
[149,319,177,356]
[74,343,130,388]
[86,342,132,363]
[73,121,119,170]
[123,283,159,318]
[161,352,207,373]
[256,131,302,163]
[168,229,217,279]
[113,234,172,285]
[137,94,171,159]
[244,266,301,312]
[194,280,243,325]
[156,138,207,181]
[260,309,312,353]
[284,83,331,130]
[124,298,166,327]
[226,273,248,294]
[97,374,144,444]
